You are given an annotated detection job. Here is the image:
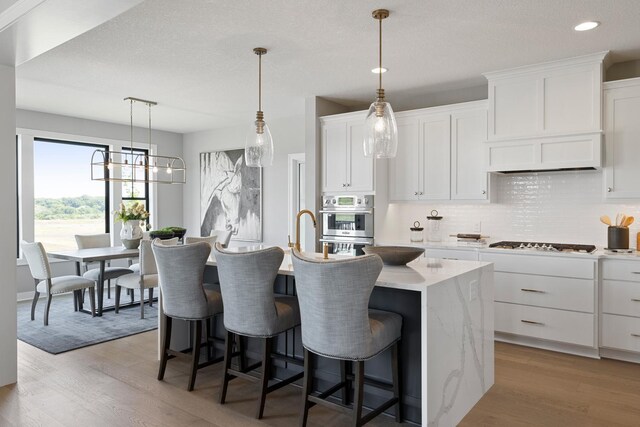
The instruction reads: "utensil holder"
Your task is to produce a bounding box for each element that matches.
[608,226,629,249]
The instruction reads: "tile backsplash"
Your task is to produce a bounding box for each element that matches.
[376,170,640,247]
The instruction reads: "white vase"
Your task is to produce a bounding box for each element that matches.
[120,220,143,241]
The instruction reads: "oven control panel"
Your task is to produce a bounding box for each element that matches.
[322,195,374,209]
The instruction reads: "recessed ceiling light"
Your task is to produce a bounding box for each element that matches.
[371,67,388,74]
[574,21,599,31]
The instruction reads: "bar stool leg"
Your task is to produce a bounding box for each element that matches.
[299,349,313,427]
[256,337,273,419]
[188,320,202,391]
[392,340,402,422]
[157,314,172,380]
[352,361,364,427]
[219,331,234,404]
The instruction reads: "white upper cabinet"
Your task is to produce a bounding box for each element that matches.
[451,107,489,200]
[320,112,374,194]
[389,101,489,202]
[389,116,421,201]
[484,52,608,172]
[604,78,640,199]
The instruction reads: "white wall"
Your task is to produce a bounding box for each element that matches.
[15,109,184,294]
[376,170,640,248]
[0,64,18,386]
[183,114,305,247]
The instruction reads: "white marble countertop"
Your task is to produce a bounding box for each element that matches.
[207,246,491,292]
[379,240,640,260]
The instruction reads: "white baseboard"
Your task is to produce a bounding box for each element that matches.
[495,332,601,359]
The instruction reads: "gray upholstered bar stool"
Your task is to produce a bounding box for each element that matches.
[153,240,224,391]
[291,249,402,427]
[213,243,303,419]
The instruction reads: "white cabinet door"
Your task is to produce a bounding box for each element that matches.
[389,116,421,201]
[489,76,539,139]
[420,114,450,200]
[322,121,348,193]
[347,121,374,192]
[604,80,640,199]
[451,108,488,200]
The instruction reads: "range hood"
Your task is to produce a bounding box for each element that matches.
[485,131,603,173]
[483,51,608,173]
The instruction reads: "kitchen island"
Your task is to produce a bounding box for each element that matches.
[165,249,494,426]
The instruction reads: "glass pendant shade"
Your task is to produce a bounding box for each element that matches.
[364,100,398,158]
[245,119,273,167]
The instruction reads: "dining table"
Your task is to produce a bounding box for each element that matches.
[47,246,140,316]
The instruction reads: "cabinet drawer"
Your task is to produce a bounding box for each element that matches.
[480,252,595,279]
[495,272,594,313]
[602,260,640,282]
[425,249,478,261]
[602,280,640,317]
[601,314,640,353]
[495,302,595,347]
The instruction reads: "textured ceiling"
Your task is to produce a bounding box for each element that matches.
[15,0,640,133]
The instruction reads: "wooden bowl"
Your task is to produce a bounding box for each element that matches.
[363,246,424,266]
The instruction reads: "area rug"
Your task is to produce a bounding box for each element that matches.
[17,293,157,354]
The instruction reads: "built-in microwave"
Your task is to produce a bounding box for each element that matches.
[320,195,374,239]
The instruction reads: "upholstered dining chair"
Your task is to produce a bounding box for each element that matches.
[209,230,232,247]
[75,233,132,301]
[153,240,224,391]
[21,241,96,325]
[114,239,161,319]
[291,249,403,427]
[184,236,217,245]
[213,243,302,419]
[129,237,178,274]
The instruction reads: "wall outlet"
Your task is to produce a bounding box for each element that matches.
[473,221,482,233]
[469,280,479,301]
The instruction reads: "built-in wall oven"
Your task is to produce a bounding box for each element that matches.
[320,194,374,256]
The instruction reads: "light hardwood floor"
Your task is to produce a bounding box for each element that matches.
[1,332,640,426]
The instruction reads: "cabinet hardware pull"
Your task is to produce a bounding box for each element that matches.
[342,183,346,187]
[631,333,640,338]
[607,187,612,192]
[419,192,424,195]
[631,298,640,302]
[521,319,544,325]
[632,272,640,274]
[414,192,418,196]
[482,190,486,195]
[521,288,545,293]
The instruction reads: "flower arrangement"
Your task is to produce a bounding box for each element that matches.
[114,201,150,223]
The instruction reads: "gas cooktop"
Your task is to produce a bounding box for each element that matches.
[489,241,597,253]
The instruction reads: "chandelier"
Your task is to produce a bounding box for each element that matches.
[91,97,186,184]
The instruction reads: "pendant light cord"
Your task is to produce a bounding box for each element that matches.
[379,16,382,92]
[258,52,262,112]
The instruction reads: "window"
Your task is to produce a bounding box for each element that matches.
[121,147,150,226]
[32,138,110,251]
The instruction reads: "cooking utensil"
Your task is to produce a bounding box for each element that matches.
[616,213,623,226]
[623,216,635,227]
[619,214,627,227]
[600,215,612,226]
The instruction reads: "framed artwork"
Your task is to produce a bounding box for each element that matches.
[200,149,262,242]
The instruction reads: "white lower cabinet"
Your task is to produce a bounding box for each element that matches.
[495,302,595,347]
[480,251,597,354]
[600,259,640,359]
[424,248,478,261]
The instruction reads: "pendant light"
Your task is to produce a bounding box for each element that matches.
[91,97,186,184]
[364,9,398,159]
[245,47,274,167]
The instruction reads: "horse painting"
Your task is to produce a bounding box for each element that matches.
[200,150,262,241]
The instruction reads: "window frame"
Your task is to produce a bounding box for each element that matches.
[32,137,111,235]
[120,146,150,222]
